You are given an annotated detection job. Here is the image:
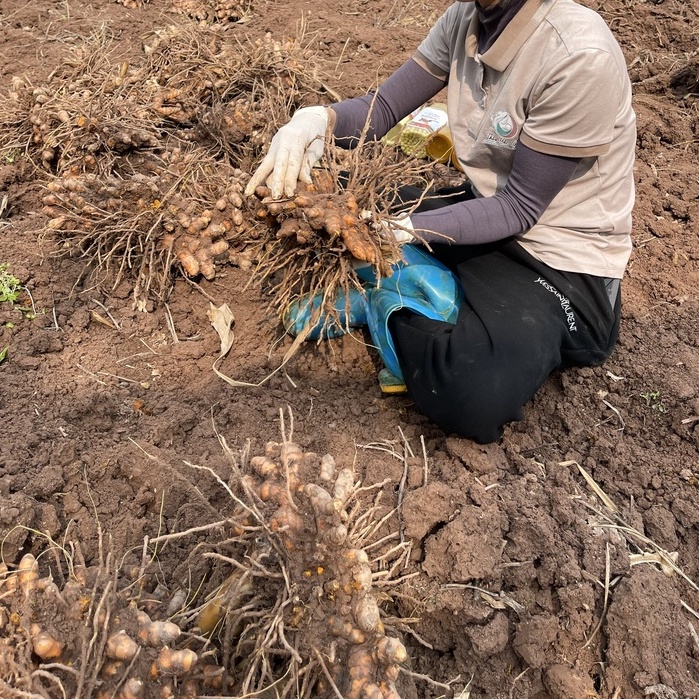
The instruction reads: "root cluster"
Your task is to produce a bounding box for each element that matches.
[170,0,252,23]
[253,169,385,268]
[39,146,255,298]
[245,142,433,324]
[0,437,412,698]
[193,437,410,697]
[0,550,215,698]
[2,68,161,173]
[0,25,322,174]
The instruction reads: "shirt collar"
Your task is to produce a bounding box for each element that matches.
[476,0,528,53]
[466,0,554,71]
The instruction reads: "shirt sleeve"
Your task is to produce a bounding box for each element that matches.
[331,59,445,147]
[520,49,624,157]
[411,142,580,245]
[414,3,470,79]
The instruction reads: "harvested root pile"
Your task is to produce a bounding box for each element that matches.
[0,434,415,698]
[0,17,435,319]
[40,146,254,302]
[0,25,323,175]
[0,22,331,302]
[0,64,161,173]
[169,0,252,24]
[0,548,221,698]
[195,435,411,698]
[114,0,252,23]
[139,26,313,148]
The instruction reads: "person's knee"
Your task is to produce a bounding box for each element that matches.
[405,368,526,443]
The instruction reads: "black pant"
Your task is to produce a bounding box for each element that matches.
[388,185,621,443]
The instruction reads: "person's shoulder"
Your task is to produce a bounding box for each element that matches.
[423,1,476,46]
[440,1,476,26]
[543,0,617,53]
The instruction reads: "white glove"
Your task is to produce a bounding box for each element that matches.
[244,106,329,199]
[361,210,415,244]
[385,213,415,244]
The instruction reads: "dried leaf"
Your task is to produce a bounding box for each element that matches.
[90,310,118,329]
[562,460,619,514]
[208,299,310,388]
[208,303,235,357]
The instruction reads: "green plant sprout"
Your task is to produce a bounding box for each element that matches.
[0,263,21,303]
[640,390,667,413]
[3,149,21,164]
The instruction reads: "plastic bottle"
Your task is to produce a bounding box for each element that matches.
[427,129,464,172]
[382,109,420,147]
[425,125,454,164]
[399,102,448,159]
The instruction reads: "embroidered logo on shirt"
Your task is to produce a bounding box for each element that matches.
[492,110,516,138]
[483,109,518,150]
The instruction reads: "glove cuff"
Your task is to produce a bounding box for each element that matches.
[390,213,415,244]
[294,105,330,131]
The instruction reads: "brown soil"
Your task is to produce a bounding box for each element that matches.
[1,1,698,698]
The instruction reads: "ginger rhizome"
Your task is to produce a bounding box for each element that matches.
[0,436,413,699]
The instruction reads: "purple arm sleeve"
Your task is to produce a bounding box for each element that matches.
[413,143,581,245]
[332,59,446,147]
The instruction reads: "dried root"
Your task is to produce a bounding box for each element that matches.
[170,0,253,24]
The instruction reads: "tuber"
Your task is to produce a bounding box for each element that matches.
[106,630,139,661]
[30,624,64,660]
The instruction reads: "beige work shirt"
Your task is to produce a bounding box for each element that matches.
[415,0,636,278]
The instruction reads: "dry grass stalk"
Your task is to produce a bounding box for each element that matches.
[573,464,699,592]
